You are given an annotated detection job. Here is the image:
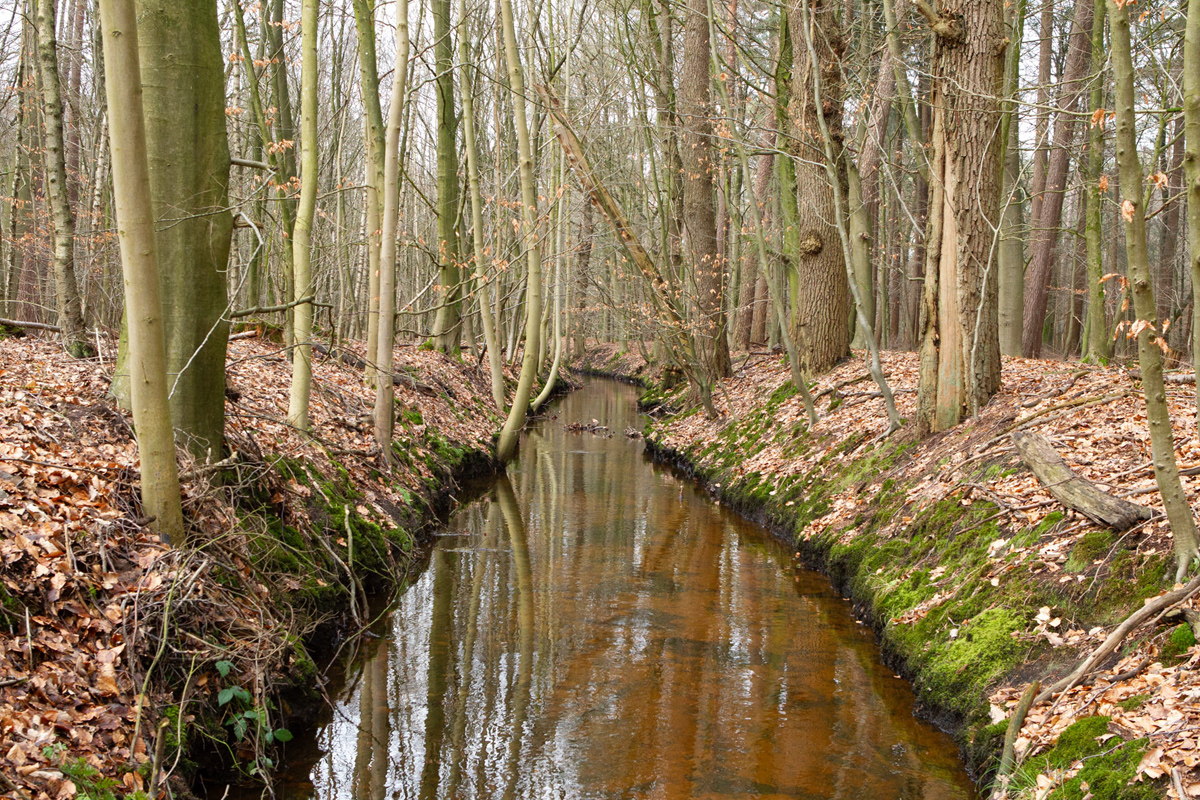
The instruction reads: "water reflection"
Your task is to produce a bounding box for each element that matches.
[295,380,976,799]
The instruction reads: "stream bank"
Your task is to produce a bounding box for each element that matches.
[0,336,560,800]
[573,343,1200,800]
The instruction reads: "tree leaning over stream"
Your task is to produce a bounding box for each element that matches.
[494,0,544,464]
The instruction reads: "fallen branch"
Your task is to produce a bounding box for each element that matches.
[228,330,259,341]
[311,342,444,398]
[1036,571,1200,705]
[229,295,315,318]
[1001,391,1131,437]
[0,317,61,332]
[991,679,1040,799]
[1012,431,1153,530]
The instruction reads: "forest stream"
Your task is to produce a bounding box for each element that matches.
[263,379,977,799]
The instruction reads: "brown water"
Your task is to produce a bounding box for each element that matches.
[277,379,976,799]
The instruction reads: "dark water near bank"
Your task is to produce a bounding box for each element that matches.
[273,379,975,799]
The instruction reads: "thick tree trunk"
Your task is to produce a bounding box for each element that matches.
[785,0,850,374]
[35,0,88,357]
[112,0,234,461]
[1110,0,1199,579]
[98,0,184,544]
[1021,0,1093,358]
[679,0,731,382]
[916,0,1005,434]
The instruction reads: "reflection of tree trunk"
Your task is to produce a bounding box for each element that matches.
[419,551,455,799]
[448,503,499,796]
[495,475,533,800]
[351,646,376,798]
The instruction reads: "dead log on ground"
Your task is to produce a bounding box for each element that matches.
[1011,430,1153,530]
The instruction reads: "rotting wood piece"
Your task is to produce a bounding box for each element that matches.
[1011,430,1153,530]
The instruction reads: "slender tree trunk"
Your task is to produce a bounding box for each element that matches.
[98,0,184,544]
[495,0,543,462]
[736,127,773,350]
[35,0,88,357]
[432,0,462,353]
[374,0,410,462]
[1030,0,1053,226]
[1083,0,1110,364]
[286,0,318,430]
[458,0,505,410]
[1110,0,1199,579]
[352,0,387,385]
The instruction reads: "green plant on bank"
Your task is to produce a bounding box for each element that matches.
[42,744,149,800]
[215,660,293,776]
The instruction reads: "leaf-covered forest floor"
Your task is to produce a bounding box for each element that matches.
[0,333,511,800]
[574,342,1200,800]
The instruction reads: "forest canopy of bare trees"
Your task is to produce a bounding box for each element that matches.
[5,0,1200,574]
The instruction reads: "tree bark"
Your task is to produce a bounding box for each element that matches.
[786,0,851,374]
[495,0,544,461]
[432,0,462,353]
[374,0,410,463]
[916,0,1005,434]
[1083,0,1109,364]
[287,0,318,430]
[113,0,233,461]
[679,0,731,382]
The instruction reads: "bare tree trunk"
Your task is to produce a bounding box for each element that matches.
[1110,0,1199,579]
[679,0,731,382]
[35,0,88,357]
[374,0,410,462]
[286,0,318,430]
[98,0,183,544]
[786,0,850,374]
[916,0,1005,434]
[736,127,773,350]
[495,0,543,462]
[432,0,462,353]
[1083,0,1110,364]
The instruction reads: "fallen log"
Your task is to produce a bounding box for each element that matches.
[311,342,444,398]
[1011,430,1153,530]
[0,317,60,333]
[1126,369,1196,385]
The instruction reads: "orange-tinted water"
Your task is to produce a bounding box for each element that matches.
[276,379,976,799]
